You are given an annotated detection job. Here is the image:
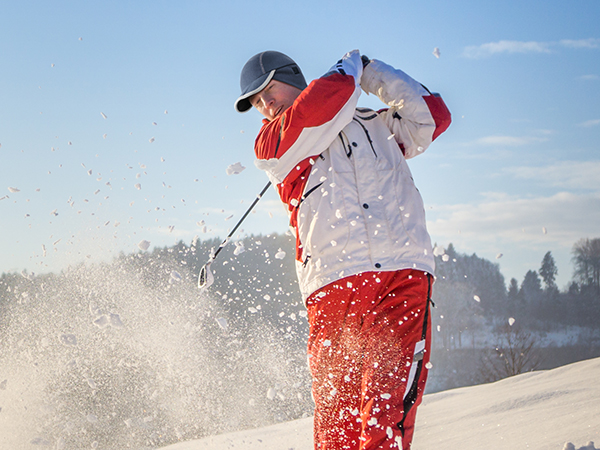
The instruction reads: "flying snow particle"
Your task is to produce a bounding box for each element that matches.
[93,315,109,328]
[60,334,78,346]
[233,241,245,256]
[100,112,107,119]
[109,313,123,327]
[275,249,286,259]
[215,317,229,331]
[496,253,503,259]
[134,183,141,190]
[226,162,246,175]
[508,317,516,326]
[542,227,547,234]
[224,214,234,221]
[425,361,433,369]
[323,339,332,347]
[381,393,392,400]
[473,295,481,302]
[433,47,441,58]
[170,271,182,282]
[442,254,450,262]
[161,157,166,162]
[433,246,445,257]
[149,137,155,143]
[138,240,151,251]
[168,225,175,233]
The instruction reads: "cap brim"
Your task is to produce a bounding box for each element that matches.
[234,69,275,113]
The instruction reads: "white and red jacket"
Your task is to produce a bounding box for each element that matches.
[254,50,451,301]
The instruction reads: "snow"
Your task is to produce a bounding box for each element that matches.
[158,357,600,450]
[226,162,246,175]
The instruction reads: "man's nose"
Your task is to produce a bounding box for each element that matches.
[264,94,275,107]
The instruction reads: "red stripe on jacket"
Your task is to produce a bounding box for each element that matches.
[423,94,451,141]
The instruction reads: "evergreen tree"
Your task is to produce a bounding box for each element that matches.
[507,278,519,300]
[520,270,542,302]
[539,251,558,292]
[507,277,520,316]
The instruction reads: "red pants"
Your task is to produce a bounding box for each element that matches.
[306,269,432,450]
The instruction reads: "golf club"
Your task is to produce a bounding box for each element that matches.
[198,180,272,290]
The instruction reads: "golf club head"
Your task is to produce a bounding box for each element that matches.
[198,262,214,290]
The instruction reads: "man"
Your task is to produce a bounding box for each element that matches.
[235,50,451,450]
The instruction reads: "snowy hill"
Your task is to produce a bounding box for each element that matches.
[159,357,600,450]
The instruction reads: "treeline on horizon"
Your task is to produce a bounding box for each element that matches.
[4,233,599,328]
[1,233,600,390]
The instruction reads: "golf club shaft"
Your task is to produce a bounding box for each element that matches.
[212,180,272,260]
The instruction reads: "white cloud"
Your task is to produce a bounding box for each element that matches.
[464,38,600,58]
[463,40,551,58]
[559,38,600,49]
[578,74,600,81]
[578,118,600,128]
[426,192,600,286]
[427,192,600,251]
[503,160,600,190]
[473,135,549,146]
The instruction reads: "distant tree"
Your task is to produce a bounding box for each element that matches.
[539,251,558,292]
[479,323,542,383]
[572,238,600,291]
[520,270,542,302]
[434,243,507,317]
[432,280,485,349]
[507,278,519,299]
[507,277,520,316]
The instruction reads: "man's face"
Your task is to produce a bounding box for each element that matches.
[249,79,302,121]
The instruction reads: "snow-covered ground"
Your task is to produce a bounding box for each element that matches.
[159,357,600,450]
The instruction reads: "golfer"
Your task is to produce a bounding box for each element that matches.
[235,49,451,450]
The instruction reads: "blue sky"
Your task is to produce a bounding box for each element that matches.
[1,0,599,289]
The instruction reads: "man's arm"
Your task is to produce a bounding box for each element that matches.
[361,59,451,159]
[254,50,364,184]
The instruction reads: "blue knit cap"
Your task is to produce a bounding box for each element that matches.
[235,51,307,113]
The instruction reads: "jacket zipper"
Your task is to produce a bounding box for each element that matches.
[273,114,285,158]
[352,118,377,157]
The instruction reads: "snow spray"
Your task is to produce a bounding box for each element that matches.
[0,251,312,449]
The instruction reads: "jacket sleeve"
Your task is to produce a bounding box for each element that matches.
[360,59,451,159]
[254,50,364,184]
